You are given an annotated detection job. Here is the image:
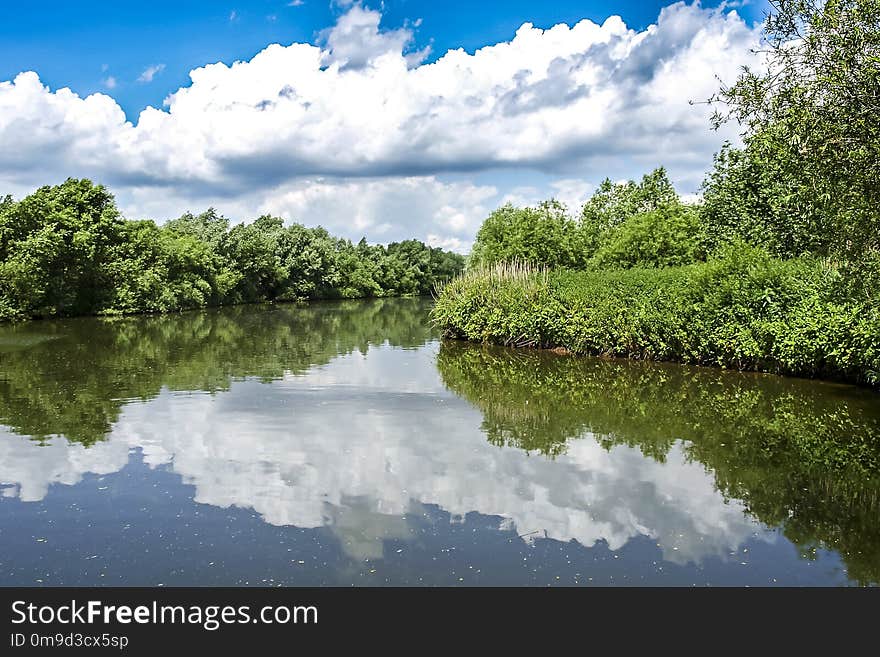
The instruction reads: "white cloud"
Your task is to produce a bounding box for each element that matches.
[426,234,468,252]
[137,64,165,83]
[550,179,594,213]
[318,4,428,69]
[115,176,496,248]
[0,72,128,182]
[0,2,762,244]
[287,0,304,6]
[102,76,117,89]
[259,177,496,243]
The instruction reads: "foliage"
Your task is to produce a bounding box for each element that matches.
[706,0,880,265]
[579,167,681,250]
[468,168,696,270]
[0,179,125,319]
[432,261,552,349]
[700,141,822,257]
[432,243,880,386]
[468,200,586,269]
[590,203,705,269]
[0,180,465,320]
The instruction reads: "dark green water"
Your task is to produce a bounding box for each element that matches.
[0,297,878,586]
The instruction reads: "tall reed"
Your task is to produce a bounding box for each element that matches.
[433,259,548,299]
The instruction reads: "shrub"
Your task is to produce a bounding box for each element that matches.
[0,179,466,320]
[590,204,705,269]
[432,245,880,386]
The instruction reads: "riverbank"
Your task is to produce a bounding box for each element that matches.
[431,245,880,387]
[0,291,431,324]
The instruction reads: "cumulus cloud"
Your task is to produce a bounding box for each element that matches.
[0,2,762,246]
[550,179,594,213]
[137,64,165,83]
[259,177,496,242]
[426,234,468,252]
[115,176,496,248]
[318,4,429,69]
[0,72,129,181]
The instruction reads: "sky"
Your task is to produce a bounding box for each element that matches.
[0,1,770,252]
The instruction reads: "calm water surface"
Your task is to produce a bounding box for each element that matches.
[1,298,878,586]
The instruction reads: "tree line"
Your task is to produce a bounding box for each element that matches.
[0,181,464,320]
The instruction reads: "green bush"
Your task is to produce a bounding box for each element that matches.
[432,245,880,386]
[590,204,705,268]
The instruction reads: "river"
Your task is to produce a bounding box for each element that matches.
[1,297,878,586]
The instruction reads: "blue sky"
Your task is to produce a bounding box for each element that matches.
[0,1,769,250]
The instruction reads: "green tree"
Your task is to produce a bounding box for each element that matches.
[470,199,584,268]
[0,179,125,317]
[163,208,240,302]
[0,183,464,320]
[707,0,880,269]
[591,204,705,269]
[164,208,230,246]
[579,167,681,252]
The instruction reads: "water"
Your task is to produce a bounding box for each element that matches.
[1,297,878,586]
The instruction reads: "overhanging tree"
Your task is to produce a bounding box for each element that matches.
[705,0,880,275]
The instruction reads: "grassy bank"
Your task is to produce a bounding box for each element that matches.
[431,246,880,386]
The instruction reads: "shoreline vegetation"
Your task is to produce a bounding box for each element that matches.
[431,255,879,386]
[435,1,880,387]
[0,179,464,321]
